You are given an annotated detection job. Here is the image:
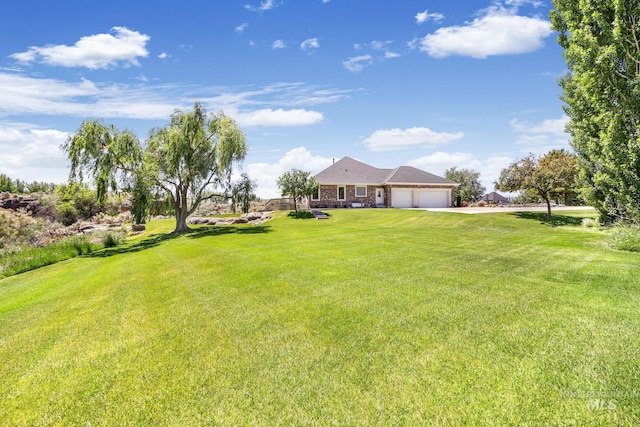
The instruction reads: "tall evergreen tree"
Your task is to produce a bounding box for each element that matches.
[552,0,640,223]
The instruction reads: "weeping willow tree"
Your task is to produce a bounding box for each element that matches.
[64,102,247,233]
[552,0,640,223]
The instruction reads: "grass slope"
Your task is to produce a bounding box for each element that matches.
[0,209,639,425]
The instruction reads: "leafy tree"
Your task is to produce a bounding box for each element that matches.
[551,0,640,223]
[0,174,16,193]
[13,179,27,194]
[64,102,247,233]
[131,171,151,225]
[496,149,579,217]
[26,181,57,194]
[276,169,319,213]
[444,167,485,203]
[230,173,257,214]
[513,189,541,205]
[56,182,100,222]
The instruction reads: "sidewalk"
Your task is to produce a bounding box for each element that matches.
[419,206,595,215]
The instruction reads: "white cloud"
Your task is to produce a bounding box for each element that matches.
[233,108,324,127]
[158,52,170,59]
[246,147,333,198]
[362,127,464,151]
[510,116,570,151]
[0,73,175,119]
[506,0,544,7]
[236,23,249,33]
[0,73,346,127]
[416,10,445,24]
[0,122,70,183]
[408,151,482,173]
[347,41,400,68]
[408,151,513,191]
[510,116,569,135]
[301,38,320,50]
[343,55,373,72]
[272,40,286,49]
[481,155,515,190]
[11,27,150,69]
[370,40,391,50]
[245,0,278,11]
[420,7,552,58]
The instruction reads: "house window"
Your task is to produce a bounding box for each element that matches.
[337,186,346,200]
[355,186,367,197]
[311,187,320,201]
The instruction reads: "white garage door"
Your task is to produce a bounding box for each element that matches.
[416,189,449,208]
[391,188,413,208]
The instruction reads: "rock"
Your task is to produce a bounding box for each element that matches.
[188,217,209,225]
[131,224,146,232]
[80,225,96,234]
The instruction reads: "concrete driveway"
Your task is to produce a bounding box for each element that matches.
[416,206,595,215]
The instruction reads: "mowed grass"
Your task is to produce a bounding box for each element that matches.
[1,209,639,425]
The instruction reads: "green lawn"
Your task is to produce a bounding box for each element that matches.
[1,209,639,425]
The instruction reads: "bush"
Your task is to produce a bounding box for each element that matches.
[56,202,79,226]
[102,231,126,248]
[0,208,43,248]
[607,225,640,252]
[582,218,599,228]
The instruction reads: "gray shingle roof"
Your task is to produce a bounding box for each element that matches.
[315,157,391,184]
[385,166,457,185]
[315,157,457,186]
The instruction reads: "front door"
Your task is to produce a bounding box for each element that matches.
[376,188,385,206]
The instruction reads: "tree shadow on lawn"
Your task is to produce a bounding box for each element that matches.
[89,225,272,258]
[288,210,331,219]
[511,211,585,227]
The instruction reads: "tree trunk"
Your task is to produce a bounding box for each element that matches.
[171,185,192,233]
[544,197,552,218]
[173,206,191,233]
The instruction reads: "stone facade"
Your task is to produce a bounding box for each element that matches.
[309,184,456,208]
[310,185,377,208]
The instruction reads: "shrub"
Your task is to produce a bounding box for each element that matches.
[56,202,79,226]
[582,218,599,228]
[102,231,126,248]
[607,225,640,252]
[0,208,43,248]
[66,235,95,255]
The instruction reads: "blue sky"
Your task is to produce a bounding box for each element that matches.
[0,0,568,198]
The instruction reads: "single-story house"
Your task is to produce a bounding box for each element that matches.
[310,157,459,209]
[481,191,510,204]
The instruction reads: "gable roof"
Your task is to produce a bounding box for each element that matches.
[315,157,457,186]
[482,191,510,203]
[315,157,391,184]
[385,166,456,185]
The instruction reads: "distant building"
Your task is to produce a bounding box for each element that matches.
[481,191,510,204]
[311,157,459,208]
